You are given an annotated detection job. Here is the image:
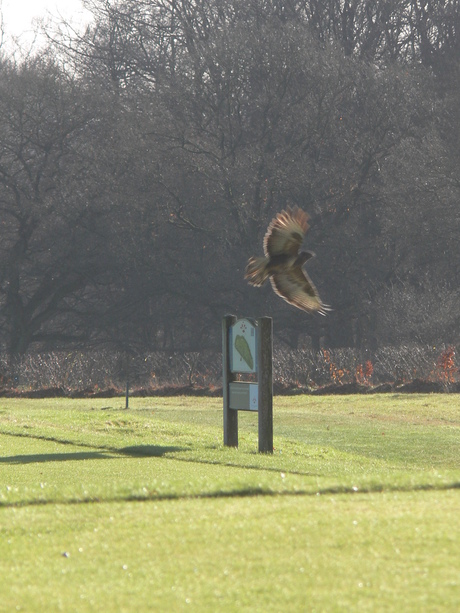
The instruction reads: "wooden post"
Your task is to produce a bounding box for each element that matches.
[125,353,130,409]
[258,317,273,453]
[223,314,238,447]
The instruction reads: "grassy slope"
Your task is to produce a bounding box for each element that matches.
[0,394,459,612]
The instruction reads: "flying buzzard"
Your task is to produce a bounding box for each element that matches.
[245,207,329,315]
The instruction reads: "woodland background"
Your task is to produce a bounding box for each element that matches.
[0,0,459,389]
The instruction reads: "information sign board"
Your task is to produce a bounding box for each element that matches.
[223,315,273,453]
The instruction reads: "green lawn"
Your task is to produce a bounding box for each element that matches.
[0,394,459,612]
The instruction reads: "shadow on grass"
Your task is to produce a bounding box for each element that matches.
[1,481,460,510]
[119,445,185,457]
[0,451,113,464]
[0,445,184,465]
[0,428,319,475]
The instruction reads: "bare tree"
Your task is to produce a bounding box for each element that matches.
[0,55,116,354]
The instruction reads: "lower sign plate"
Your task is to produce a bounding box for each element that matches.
[229,382,258,411]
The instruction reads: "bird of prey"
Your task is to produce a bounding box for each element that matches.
[245,206,329,315]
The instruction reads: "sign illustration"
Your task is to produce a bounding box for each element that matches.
[230,318,257,373]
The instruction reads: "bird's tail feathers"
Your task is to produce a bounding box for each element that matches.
[245,257,270,286]
[318,304,333,316]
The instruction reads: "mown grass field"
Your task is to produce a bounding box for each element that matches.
[0,394,459,612]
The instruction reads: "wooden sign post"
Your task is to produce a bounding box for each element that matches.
[222,315,273,453]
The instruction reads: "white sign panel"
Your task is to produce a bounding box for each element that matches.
[230,318,257,373]
[229,382,259,411]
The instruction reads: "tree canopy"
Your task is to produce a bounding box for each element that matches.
[1,0,459,356]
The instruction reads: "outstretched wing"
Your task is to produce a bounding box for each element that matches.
[263,207,309,258]
[270,266,329,315]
